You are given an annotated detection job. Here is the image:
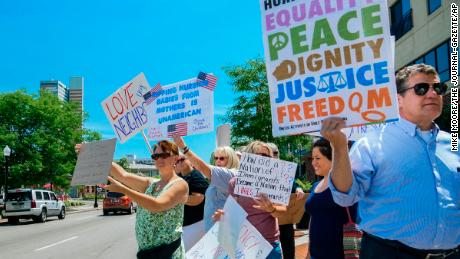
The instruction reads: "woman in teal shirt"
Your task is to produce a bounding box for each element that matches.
[105,140,189,259]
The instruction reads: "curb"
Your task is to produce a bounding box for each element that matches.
[67,207,100,215]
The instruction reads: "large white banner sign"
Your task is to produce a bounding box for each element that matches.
[260,0,399,136]
[146,74,216,140]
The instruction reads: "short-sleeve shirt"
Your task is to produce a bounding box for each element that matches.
[203,166,237,231]
[180,169,209,226]
[228,177,280,243]
[135,178,185,258]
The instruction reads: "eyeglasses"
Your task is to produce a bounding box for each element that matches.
[398,82,447,96]
[256,153,272,158]
[214,156,227,161]
[151,153,171,160]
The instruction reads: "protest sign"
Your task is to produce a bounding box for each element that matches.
[146,73,216,140]
[260,0,399,136]
[71,138,116,186]
[101,73,151,143]
[216,124,232,147]
[218,196,248,258]
[186,197,272,259]
[308,121,394,141]
[234,153,297,205]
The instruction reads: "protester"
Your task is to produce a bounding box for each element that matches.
[304,139,357,259]
[214,141,288,259]
[172,134,240,231]
[103,140,188,259]
[268,142,305,259]
[322,64,459,258]
[175,155,209,251]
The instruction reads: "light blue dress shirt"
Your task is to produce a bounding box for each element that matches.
[329,118,460,250]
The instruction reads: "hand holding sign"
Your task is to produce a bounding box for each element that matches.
[253,193,277,213]
[235,153,297,205]
[320,117,348,148]
[103,176,126,194]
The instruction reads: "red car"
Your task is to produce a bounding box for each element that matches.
[103,192,137,215]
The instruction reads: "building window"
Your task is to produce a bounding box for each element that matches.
[428,0,441,14]
[390,0,413,40]
[412,40,452,83]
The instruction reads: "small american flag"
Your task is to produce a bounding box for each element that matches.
[167,122,188,137]
[197,72,217,91]
[143,83,162,105]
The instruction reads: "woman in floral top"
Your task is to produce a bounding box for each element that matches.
[104,140,188,259]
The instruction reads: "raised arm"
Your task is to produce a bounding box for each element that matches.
[75,144,152,193]
[110,162,152,193]
[105,176,189,213]
[320,117,353,193]
[172,134,212,179]
[185,192,205,206]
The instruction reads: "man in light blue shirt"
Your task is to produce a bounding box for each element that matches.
[321,64,459,258]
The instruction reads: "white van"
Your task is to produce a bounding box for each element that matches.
[3,189,66,224]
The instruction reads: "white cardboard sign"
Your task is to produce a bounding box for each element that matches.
[71,138,116,186]
[234,153,297,205]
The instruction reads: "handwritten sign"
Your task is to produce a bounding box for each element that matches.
[234,153,297,205]
[146,76,216,140]
[101,73,151,143]
[307,121,394,141]
[186,197,272,259]
[71,139,116,186]
[218,196,248,258]
[260,0,399,136]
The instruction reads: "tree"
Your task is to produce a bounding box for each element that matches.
[222,58,312,163]
[0,90,100,190]
[116,158,130,171]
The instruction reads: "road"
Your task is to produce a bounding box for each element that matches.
[0,210,138,259]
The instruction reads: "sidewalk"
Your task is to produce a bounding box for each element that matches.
[66,199,101,215]
[294,229,309,258]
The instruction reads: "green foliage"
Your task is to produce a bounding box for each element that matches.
[295,178,313,192]
[82,194,104,200]
[0,90,101,190]
[116,158,130,171]
[222,58,312,162]
[64,200,85,207]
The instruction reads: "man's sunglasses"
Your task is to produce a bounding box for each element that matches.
[398,82,448,96]
[214,156,227,161]
[151,153,171,160]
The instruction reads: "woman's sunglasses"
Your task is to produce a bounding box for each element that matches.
[256,153,272,158]
[151,152,171,160]
[398,82,448,96]
[214,156,227,161]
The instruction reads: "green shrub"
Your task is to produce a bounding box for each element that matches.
[295,178,313,192]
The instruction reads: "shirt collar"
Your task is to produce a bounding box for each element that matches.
[398,117,440,137]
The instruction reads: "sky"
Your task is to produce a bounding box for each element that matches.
[0,0,265,160]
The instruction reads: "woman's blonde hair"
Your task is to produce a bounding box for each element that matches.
[214,146,239,169]
[243,141,273,157]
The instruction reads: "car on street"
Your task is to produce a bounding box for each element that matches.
[3,189,66,224]
[103,191,136,215]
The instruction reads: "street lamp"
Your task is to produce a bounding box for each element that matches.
[3,146,11,201]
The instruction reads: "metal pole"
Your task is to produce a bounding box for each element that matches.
[4,156,8,200]
[93,185,98,208]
